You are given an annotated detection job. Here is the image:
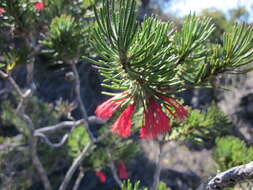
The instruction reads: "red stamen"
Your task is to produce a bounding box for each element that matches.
[117,162,128,179]
[34,2,44,11]
[0,8,6,15]
[95,92,127,120]
[111,104,135,138]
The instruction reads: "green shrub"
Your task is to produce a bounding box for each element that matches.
[213,136,253,171]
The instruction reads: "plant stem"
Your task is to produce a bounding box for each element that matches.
[30,135,53,190]
[151,139,164,190]
[73,166,85,190]
[14,37,52,190]
[71,63,95,141]
[59,142,93,190]
[59,130,111,190]
[109,161,123,187]
[107,149,123,187]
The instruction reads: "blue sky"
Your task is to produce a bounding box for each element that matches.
[158,0,253,22]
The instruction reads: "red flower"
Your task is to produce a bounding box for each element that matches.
[140,98,171,139]
[111,104,135,138]
[117,162,128,179]
[95,170,106,183]
[161,96,188,120]
[95,91,187,139]
[34,2,44,11]
[95,92,127,120]
[0,8,6,15]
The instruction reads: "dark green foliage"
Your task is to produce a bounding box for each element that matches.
[0,0,39,32]
[175,14,214,62]
[0,142,33,190]
[213,136,253,171]
[0,97,70,190]
[168,103,231,145]
[44,0,74,18]
[1,96,62,133]
[42,14,88,62]
[1,100,28,135]
[0,135,70,190]
[0,48,29,72]
[89,135,139,169]
[87,0,253,98]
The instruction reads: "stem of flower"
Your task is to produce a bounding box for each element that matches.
[151,137,164,190]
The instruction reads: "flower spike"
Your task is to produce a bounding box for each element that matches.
[161,96,188,121]
[0,8,5,15]
[117,162,128,179]
[34,2,45,11]
[95,92,127,120]
[140,98,171,139]
[111,104,135,138]
[95,170,106,183]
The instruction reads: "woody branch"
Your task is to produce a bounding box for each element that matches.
[207,161,253,190]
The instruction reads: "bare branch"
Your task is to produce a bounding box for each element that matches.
[88,115,107,125]
[35,116,106,135]
[0,71,25,98]
[2,50,52,190]
[21,111,53,190]
[207,161,253,190]
[59,142,93,190]
[33,116,106,148]
[1,34,55,190]
[95,130,112,143]
[26,61,34,86]
[20,114,34,131]
[71,63,95,141]
[73,167,85,190]
[35,120,84,134]
[0,70,8,78]
[32,116,107,148]
[1,43,108,190]
[30,135,53,190]
[59,129,111,190]
[107,149,123,187]
[109,161,123,187]
[35,132,70,148]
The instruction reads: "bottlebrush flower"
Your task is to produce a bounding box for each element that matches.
[161,96,188,121]
[95,170,106,183]
[0,8,5,15]
[95,92,127,120]
[117,162,128,179]
[111,104,135,138]
[34,2,44,11]
[140,98,171,139]
[95,91,187,139]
